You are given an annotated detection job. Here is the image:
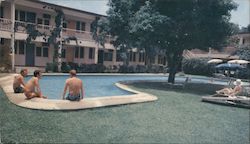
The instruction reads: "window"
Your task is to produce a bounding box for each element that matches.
[36,47,42,56]
[43,14,51,19]
[89,48,94,59]
[37,13,51,29]
[76,21,85,31]
[0,7,3,18]
[76,21,81,31]
[116,51,123,62]
[62,49,66,58]
[158,56,162,64]
[19,41,25,54]
[15,10,18,20]
[81,22,86,31]
[139,53,145,62]
[15,10,37,23]
[80,47,84,58]
[43,47,48,57]
[44,19,50,25]
[63,22,67,28]
[14,41,26,55]
[75,47,79,58]
[37,18,43,25]
[132,52,136,62]
[104,50,113,61]
[0,38,4,45]
[26,12,36,23]
[129,51,133,62]
[19,11,26,21]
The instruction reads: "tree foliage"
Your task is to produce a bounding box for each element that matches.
[235,45,250,61]
[93,0,237,83]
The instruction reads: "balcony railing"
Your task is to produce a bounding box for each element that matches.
[0,18,112,44]
[0,18,12,31]
[14,20,52,34]
[62,28,93,42]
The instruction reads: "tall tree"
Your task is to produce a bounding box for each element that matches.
[93,0,236,83]
[130,1,169,65]
[153,0,237,83]
[92,0,146,65]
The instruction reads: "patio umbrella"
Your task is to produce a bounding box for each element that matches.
[215,63,244,70]
[228,59,250,64]
[207,59,223,64]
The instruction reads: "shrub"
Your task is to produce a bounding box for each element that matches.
[68,62,79,71]
[118,65,136,73]
[146,65,164,73]
[45,62,58,72]
[135,65,147,73]
[61,62,71,73]
[238,68,250,79]
[79,64,106,73]
[182,58,214,76]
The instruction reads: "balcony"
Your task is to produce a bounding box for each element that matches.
[0,18,12,31]
[0,18,112,45]
[14,20,52,34]
[62,28,93,42]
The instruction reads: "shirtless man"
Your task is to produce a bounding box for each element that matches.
[13,69,28,93]
[24,70,47,99]
[62,70,84,101]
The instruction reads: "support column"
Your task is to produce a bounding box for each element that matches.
[112,49,116,65]
[58,17,63,72]
[94,44,98,64]
[10,0,15,72]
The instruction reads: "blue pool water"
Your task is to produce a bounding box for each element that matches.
[24,75,230,99]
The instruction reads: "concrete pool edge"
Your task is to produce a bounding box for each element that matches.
[0,74,158,110]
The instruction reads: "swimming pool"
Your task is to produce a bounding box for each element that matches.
[24,75,232,99]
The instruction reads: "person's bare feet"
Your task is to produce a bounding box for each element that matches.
[42,96,47,99]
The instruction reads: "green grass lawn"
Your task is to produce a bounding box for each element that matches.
[0,82,249,143]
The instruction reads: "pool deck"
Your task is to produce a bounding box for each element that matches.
[0,74,158,110]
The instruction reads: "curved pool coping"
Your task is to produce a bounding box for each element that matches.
[0,74,158,110]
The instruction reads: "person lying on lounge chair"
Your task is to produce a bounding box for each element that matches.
[216,79,242,97]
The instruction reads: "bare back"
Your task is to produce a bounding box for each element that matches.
[13,74,24,89]
[66,77,82,95]
[24,77,37,92]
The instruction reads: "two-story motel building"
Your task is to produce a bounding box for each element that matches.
[0,0,166,71]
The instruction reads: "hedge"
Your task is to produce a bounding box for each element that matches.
[182,58,214,76]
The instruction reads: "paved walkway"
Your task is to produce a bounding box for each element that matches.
[0,74,157,110]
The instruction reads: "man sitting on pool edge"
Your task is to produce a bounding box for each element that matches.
[13,69,28,93]
[62,70,84,101]
[24,70,47,99]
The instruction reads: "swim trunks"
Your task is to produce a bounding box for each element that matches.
[66,93,81,101]
[14,86,24,93]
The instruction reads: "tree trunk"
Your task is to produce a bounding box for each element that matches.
[167,59,177,84]
[167,52,183,84]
